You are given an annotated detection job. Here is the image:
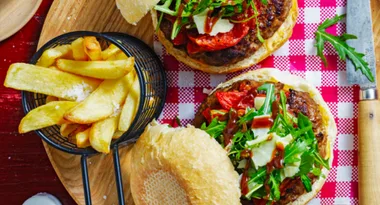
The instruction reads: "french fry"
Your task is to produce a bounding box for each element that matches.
[115,52,128,60]
[60,123,80,137]
[119,72,140,131]
[19,101,77,133]
[76,128,91,148]
[48,66,58,70]
[71,37,88,61]
[84,36,102,61]
[101,44,121,60]
[46,95,59,103]
[36,45,72,67]
[4,63,101,101]
[106,55,117,61]
[56,58,134,79]
[64,71,135,124]
[89,116,119,153]
[113,130,124,139]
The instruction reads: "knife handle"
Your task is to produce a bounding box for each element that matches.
[358,100,380,204]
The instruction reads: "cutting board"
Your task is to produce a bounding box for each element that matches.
[38,0,380,205]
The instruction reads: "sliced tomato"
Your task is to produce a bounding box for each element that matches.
[172,30,187,46]
[187,41,203,55]
[216,91,254,110]
[216,91,245,110]
[187,23,250,52]
[201,107,212,123]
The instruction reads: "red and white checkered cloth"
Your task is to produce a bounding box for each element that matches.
[154,0,358,204]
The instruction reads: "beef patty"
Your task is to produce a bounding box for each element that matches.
[159,0,293,66]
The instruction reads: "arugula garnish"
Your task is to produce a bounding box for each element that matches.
[256,83,275,115]
[200,118,226,139]
[315,14,374,82]
[245,167,267,198]
[229,130,253,160]
[284,139,308,164]
[300,174,312,192]
[297,151,315,175]
[268,170,281,201]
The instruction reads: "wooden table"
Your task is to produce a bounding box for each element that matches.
[0,0,76,204]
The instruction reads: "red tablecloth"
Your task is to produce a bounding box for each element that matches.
[0,0,75,204]
[0,0,358,204]
[155,0,358,204]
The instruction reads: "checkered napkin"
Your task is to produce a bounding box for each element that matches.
[154,0,357,204]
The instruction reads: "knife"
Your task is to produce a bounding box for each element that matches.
[347,0,380,204]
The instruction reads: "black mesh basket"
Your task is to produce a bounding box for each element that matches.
[21,31,167,205]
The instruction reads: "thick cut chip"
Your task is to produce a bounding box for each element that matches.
[102,44,121,60]
[19,101,77,133]
[89,116,119,153]
[4,63,101,101]
[76,128,91,148]
[36,45,72,67]
[115,52,129,60]
[60,123,80,137]
[64,71,136,124]
[84,36,102,61]
[71,37,88,61]
[113,130,124,139]
[46,95,59,103]
[119,73,140,131]
[56,58,134,79]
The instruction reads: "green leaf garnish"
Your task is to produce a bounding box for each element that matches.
[200,118,226,139]
[268,170,281,201]
[256,83,275,115]
[300,174,312,192]
[284,139,308,164]
[297,152,315,175]
[315,14,374,82]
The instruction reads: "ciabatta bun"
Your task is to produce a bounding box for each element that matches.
[130,121,241,205]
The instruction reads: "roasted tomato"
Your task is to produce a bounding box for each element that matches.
[201,107,212,123]
[172,30,187,46]
[216,91,254,110]
[187,23,250,52]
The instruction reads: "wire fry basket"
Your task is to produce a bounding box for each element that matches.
[22,31,167,205]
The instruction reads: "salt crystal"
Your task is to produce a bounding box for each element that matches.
[103,195,107,200]
[67,16,71,20]
[64,83,90,102]
[111,101,120,117]
[55,105,60,110]
[63,29,66,33]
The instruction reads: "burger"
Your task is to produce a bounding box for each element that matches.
[117,0,298,73]
[193,68,337,204]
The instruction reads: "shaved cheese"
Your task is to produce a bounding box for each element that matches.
[254,96,266,110]
[193,9,234,36]
[250,134,293,169]
[282,159,301,178]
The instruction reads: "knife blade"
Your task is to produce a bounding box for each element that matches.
[346,0,380,204]
[346,0,377,91]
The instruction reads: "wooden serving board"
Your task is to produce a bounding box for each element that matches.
[38,0,380,205]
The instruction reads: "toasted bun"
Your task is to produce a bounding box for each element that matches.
[209,68,337,204]
[116,0,160,25]
[151,0,298,73]
[130,121,241,205]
